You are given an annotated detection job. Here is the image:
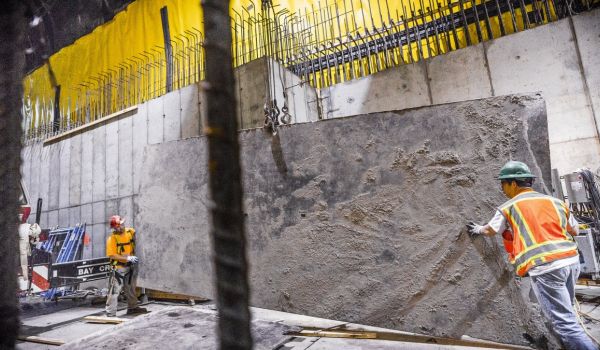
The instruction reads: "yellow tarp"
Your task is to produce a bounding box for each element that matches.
[23,0,548,133]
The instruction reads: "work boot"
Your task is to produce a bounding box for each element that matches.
[126,306,148,315]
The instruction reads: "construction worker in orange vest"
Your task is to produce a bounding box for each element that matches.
[105,215,147,317]
[467,161,597,350]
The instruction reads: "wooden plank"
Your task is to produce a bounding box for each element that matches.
[83,315,128,324]
[144,288,208,302]
[18,335,65,346]
[298,330,377,339]
[286,328,532,350]
[43,106,137,146]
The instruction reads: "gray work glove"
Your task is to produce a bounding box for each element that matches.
[466,221,484,236]
[127,255,139,264]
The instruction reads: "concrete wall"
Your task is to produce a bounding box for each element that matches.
[320,9,600,175]
[236,57,320,129]
[20,58,319,260]
[20,84,203,259]
[135,94,557,347]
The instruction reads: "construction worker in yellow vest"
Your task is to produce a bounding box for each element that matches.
[467,161,597,350]
[105,215,147,317]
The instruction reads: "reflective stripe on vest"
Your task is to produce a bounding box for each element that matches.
[500,191,578,276]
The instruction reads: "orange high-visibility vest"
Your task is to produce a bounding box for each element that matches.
[499,190,578,277]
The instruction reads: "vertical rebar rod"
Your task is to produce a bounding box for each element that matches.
[507,0,519,32]
[482,0,494,39]
[495,0,507,35]
[447,0,461,49]
[471,0,484,42]
[201,0,252,349]
[518,0,531,29]
[458,0,472,45]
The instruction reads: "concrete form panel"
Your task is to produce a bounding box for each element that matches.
[137,95,555,347]
[137,140,211,296]
[428,44,493,104]
[118,196,134,226]
[132,104,148,194]
[322,62,430,119]
[20,145,31,192]
[69,206,81,226]
[80,129,94,204]
[118,115,134,197]
[573,10,600,145]
[80,203,93,225]
[22,143,42,218]
[163,90,181,142]
[105,121,119,199]
[91,201,106,259]
[58,139,71,209]
[550,137,600,175]
[58,208,69,227]
[47,210,58,228]
[236,58,268,129]
[147,97,164,145]
[268,59,319,124]
[48,143,61,210]
[485,20,598,147]
[92,223,106,258]
[39,212,48,229]
[39,145,51,211]
[92,125,106,202]
[30,143,42,213]
[92,201,106,226]
[180,84,200,138]
[69,134,82,206]
[105,199,119,228]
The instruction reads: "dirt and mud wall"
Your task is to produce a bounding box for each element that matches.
[136,94,557,347]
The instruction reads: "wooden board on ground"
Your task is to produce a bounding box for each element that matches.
[18,335,65,346]
[286,328,532,350]
[83,315,128,324]
[143,288,208,302]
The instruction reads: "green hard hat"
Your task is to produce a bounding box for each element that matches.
[497,161,537,180]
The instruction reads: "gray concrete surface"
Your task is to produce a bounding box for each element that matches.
[20,58,317,259]
[136,94,556,347]
[18,301,537,350]
[236,57,320,129]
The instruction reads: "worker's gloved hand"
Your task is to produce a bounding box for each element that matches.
[127,255,139,264]
[466,221,484,236]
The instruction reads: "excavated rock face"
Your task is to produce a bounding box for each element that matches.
[137,94,558,348]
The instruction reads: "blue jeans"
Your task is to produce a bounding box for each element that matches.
[530,263,597,350]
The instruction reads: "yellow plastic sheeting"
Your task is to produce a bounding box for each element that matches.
[24,0,203,130]
[22,0,555,134]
